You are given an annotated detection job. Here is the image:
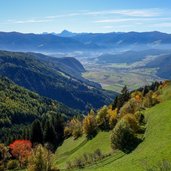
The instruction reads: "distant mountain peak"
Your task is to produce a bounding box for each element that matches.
[61,29,72,33]
[59,30,76,37]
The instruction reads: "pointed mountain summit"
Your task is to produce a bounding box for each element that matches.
[59,30,77,37]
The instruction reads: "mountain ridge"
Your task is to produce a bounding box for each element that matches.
[0,31,171,52]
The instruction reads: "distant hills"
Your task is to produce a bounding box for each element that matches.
[0,50,116,111]
[147,53,171,79]
[0,31,87,52]
[96,49,168,64]
[66,31,171,44]
[0,31,171,52]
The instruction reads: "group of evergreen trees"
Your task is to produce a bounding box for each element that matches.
[29,114,64,151]
[0,77,75,150]
[0,114,64,151]
[112,86,130,110]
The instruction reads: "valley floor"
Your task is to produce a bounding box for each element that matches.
[82,63,160,93]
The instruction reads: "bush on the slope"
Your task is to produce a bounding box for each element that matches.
[9,140,32,167]
[66,149,104,169]
[111,119,141,153]
[122,114,139,132]
[96,106,110,131]
[7,160,18,170]
[27,144,58,171]
[83,110,97,139]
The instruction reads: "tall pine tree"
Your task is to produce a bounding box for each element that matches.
[30,120,43,145]
[43,120,57,151]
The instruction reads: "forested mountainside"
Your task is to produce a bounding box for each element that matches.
[1,77,170,171]
[28,52,100,87]
[0,50,117,111]
[0,76,78,145]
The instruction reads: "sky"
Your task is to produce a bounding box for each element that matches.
[0,0,171,33]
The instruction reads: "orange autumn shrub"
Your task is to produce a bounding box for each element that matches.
[9,140,32,167]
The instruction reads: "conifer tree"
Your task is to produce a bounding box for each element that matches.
[43,120,57,151]
[117,86,130,110]
[30,120,43,145]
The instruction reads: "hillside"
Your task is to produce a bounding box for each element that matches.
[54,83,171,171]
[0,76,77,143]
[0,50,117,111]
[147,53,171,79]
[96,49,168,64]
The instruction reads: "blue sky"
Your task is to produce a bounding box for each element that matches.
[0,0,171,33]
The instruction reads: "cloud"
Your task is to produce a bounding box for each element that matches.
[5,8,169,30]
[6,8,164,25]
[84,9,162,17]
[150,22,171,27]
[102,26,114,29]
[44,8,162,20]
[102,25,131,29]
[45,13,81,19]
[95,17,171,23]
[8,19,53,24]
[114,9,161,17]
[95,18,138,23]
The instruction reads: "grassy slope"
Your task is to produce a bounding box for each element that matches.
[54,132,113,169]
[55,85,171,171]
[86,100,171,171]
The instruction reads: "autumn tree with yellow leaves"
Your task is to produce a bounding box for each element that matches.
[83,110,97,139]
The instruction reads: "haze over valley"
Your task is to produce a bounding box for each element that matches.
[1,0,171,171]
[1,30,171,92]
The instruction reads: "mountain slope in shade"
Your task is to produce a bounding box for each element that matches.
[0,76,77,127]
[0,50,117,111]
[0,76,79,144]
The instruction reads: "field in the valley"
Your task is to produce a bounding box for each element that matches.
[82,63,159,93]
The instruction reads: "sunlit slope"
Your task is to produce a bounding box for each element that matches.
[55,84,171,171]
[89,100,171,171]
[54,132,113,169]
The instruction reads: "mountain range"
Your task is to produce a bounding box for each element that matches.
[0,31,171,52]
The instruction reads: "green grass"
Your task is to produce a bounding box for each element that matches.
[54,85,171,171]
[159,83,171,102]
[103,84,124,93]
[84,100,171,171]
[54,132,113,169]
